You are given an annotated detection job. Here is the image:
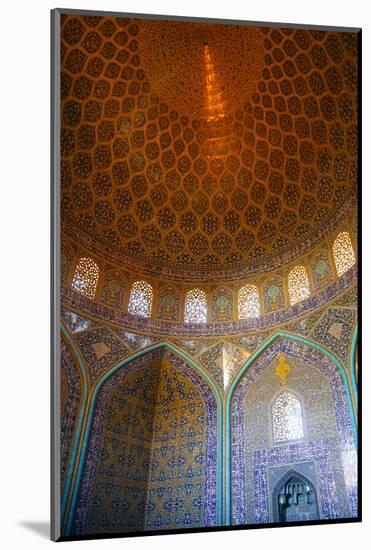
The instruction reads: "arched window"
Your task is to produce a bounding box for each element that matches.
[71,257,99,299]
[128,281,153,318]
[288,265,310,305]
[184,289,207,324]
[332,231,356,277]
[238,284,260,319]
[272,391,304,443]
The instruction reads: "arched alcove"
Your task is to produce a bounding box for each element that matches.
[272,470,319,523]
[67,345,219,536]
[228,334,357,526]
[71,257,100,299]
[128,280,153,318]
[350,325,358,409]
[184,289,207,324]
[333,232,356,277]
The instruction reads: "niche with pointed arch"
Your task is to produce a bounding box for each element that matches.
[229,335,357,526]
[68,346,219,536]
[272,471,319,523]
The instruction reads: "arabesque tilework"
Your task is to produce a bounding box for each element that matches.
[60,16,358,282]
[231,337,357,525]
[71,348,218,535]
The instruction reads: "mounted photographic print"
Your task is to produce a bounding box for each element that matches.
[51,8,361,542]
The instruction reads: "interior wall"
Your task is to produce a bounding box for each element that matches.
[59,284,358,535]
[144,357,209,531]
[230,338,357,525]
[70,349,215,535]
[75,352,161,535]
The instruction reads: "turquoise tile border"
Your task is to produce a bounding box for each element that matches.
[350,324,358,409]
[62,341,224,535]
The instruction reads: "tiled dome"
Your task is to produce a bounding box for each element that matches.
[61,15,357,282]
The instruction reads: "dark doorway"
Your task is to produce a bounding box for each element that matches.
[276,473,319,523]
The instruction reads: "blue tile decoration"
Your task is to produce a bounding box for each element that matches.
[57,14,360,538]
[230,336,357,525]
[60,289,358,533]
[71,347,218,535]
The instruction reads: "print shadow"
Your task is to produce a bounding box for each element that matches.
[18,521,49,539]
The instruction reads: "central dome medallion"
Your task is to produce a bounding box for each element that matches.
[138,20,265,119]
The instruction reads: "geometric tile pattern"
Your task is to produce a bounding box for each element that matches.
[198,341,250,393]
[61,15,357,281]
[62,307,97,333]
[72,348,218,535]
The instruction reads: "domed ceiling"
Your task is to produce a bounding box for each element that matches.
[60,15,358,282]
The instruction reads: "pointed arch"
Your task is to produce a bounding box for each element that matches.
[272,469,319,523]
[184,288,207,323]
[225,331,357,526]
[211,286,233,322]
[128,280,153,317]
[226,331,356,439]
[350,324,358,409]
[99,269,126,308]
[157,284,181,321]
[288,265,310,305]
[62,341,223,536]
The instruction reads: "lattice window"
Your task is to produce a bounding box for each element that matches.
[272,391,304,443]
[333,231,356,277]
[288,265,310,305]
[184,289,207,323]
[128,280,153,318]
[238,284,260,319]
[71,257,99,299]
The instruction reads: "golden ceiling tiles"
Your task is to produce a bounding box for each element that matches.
[60,15,358,281]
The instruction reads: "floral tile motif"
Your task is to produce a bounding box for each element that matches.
[283,310,324,337]
[73,348,218,535]
[332,286,358,309]
[231,336,357,525]
[172,338,214,358]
